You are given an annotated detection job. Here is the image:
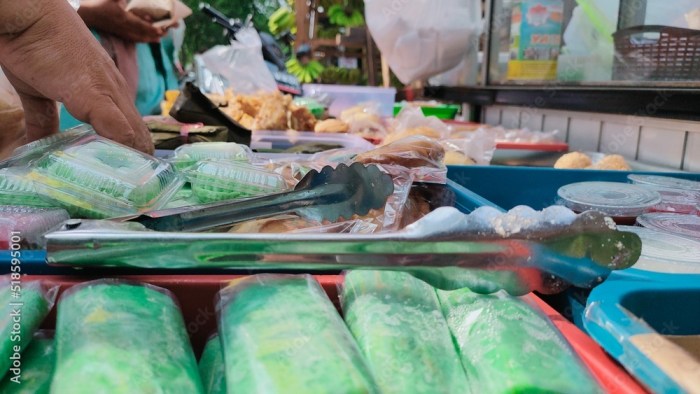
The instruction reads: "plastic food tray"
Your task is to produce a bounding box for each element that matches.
[24,274,643,392]
[28,134,183,219]
[186,160,288,203]
[0,168,55,208]
[302,84,396,118]
[251,130,375,160]
[168,142,252,171]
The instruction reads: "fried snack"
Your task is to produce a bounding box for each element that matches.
[314,119,350,134]
[383,126,442,145]
[589,154,631,171]
[443,150,475,165]
[252,93,291,131]
[227,215,320,233]
[288,104,317,131]
[355,135,445,168]
[554,152,593,169]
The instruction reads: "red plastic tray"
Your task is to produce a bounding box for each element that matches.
[27,274,645,393]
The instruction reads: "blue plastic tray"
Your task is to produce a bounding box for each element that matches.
[0,181,494,275]
[447,165,700,211]
[584,273,700,393]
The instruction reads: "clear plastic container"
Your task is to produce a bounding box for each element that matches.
[251,130,375,160]
[618,226,700,274]
[0,168,55,208]
[169,142,253,171]
[0,205,69,249]
[1,126,94,167]
[187,160,288,203]
[28,134,184,219]
[636,185,700,215]
[557,181,661,219]
[628,174,700,192]
[636,213,700,240]
[302,84,396,118]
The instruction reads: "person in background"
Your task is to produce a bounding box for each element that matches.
[60,0,184,129]
[0,0,153,155]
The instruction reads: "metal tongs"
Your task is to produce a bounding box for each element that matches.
[126,163,395,232]
[46,207,642,296]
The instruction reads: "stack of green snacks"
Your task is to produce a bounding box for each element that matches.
[341,270,469,394]
[0,331,55,394]
[51,280,203,393]
[217,274,377,393]
[438,288,601,394]
[0,277,56,380]
[198,334,227,394]
[188,160,287,203]
[0,168,55,208]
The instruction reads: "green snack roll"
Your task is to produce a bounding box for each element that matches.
[199,334,227,394]
[217,274,377,394]
[341,270,469,394]
[437,288,601,394]
[0,331,55,393]
[0,277,55,380]
[51,280,204,393]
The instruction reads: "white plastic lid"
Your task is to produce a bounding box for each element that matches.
[636,213,700,240]
[618,226,700,274]
[557,182,661,217]
[628,174,700,191]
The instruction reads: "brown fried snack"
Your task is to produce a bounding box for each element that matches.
[253,92,291,130]
[354,135,445,168]
[314,119,349,133]
[227,215,319,233]
[288,104,317,131]
[554,152,593,169]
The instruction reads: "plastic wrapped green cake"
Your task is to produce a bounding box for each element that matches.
[0,331,55,393]
[437,288,601,394]
[198,334,227,394]
[51,280,203,393]
[170,142,252,171]
[217,274,377,394]
[0,277,56,380]
[188,160,287,203]
[0,168,55,208]
[341,270,469,394]
[29,134,183,219]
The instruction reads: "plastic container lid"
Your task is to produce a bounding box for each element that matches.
[628,174,700,191]
[636,185,700,214]
[636,213,700,240]
[557,182,661,217]
[0,168,55,208]
[29,134,184,219]
[2,126,94,167]
[187,160,288,203]
[618,225,700,274]
[169,142,252,171]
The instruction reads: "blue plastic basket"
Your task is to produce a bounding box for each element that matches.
[447,165,700,211]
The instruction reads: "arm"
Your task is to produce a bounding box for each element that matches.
[0,0,154,153]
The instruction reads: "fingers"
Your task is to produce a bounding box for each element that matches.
[123,13,166,43]
[85,96,136,148]
[17,92,59,141]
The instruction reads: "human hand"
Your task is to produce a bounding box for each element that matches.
[0,0,154,154]
[78,0,166,43]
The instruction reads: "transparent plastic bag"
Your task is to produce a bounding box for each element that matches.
[339,102,388,141]
[437,287,601,394]
[198,28,278,95]
[365,0,482,84]
[0,206,70,249]
[0,330,55,393]
[339,271,469,394]
[0,277,58,380]
[384,105,450,145]
[216,274,377,394]
[226,214,321,234]
[441,127,498,166]
[198,334,227,394]
[51,280,203,393]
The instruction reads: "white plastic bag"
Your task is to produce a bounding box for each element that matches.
[198,28,278,94]
[365,0,482,84]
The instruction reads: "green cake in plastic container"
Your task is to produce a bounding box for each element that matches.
[0,278,55,380]
[0,168,55,208]
[188,160,287,203]
[29,134,183,219]
[437,288,601,394]
[0,331,55,394]
[341,271,469,394]
[217,274,378,394]
[198,334,227,394]
[51,280,203,393]
[170,142,252,171]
